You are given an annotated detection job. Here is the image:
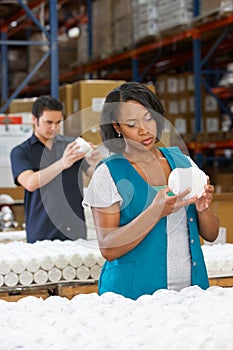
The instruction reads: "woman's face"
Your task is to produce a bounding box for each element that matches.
[115,101,158,152]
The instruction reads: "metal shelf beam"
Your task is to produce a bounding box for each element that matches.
[0,0,59,113]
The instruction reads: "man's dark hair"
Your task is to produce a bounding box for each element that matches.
[32,95,63,120]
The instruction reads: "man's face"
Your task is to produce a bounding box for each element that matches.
[33,110,63,141]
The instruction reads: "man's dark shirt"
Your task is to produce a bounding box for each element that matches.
[11,134,89,243]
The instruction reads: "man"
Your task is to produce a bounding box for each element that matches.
[10,95,95,243]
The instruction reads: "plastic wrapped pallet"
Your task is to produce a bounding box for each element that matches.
[157,0,193,32]
[92,0,113,59]
[200,0,233,16]
[131,0,159,44]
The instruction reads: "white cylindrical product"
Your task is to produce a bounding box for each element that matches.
[48,267,62,283]
[90,265,101,280]
[19,270,33,286]
[33,269,48,285]
[62,266,76,281]
[0,274,4,287]
[0,259,11,275]
[4,271,18,287]
[25,257,40,273]
[76,265,90,280]
[95,252,105,267]
[83,252,97,268]
[11,258,25,274]
[54,254,69,269]
[40,255,54,271]
[69,252,83,268]
[75,137,92,157]
[168,167,207,199]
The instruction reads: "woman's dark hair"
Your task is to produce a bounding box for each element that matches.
[100,82,165,153]
[32,95,63,120]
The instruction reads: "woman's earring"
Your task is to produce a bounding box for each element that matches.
[118,133,121,138]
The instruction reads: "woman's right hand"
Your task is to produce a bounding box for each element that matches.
[151,187,197,219]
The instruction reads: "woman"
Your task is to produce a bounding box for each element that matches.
[83,82,219,300]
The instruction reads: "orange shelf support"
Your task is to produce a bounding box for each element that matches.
[198,14,233,34]
[212,87,233,99]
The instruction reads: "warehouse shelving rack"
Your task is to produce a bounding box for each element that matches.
[0,0,60,114]
[0,0,232,140]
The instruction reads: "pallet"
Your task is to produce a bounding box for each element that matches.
[159,23,192,38]
[193,9,233,27]
[209,276,233,287]
[0,286,52,302]
[55,282,98,299]
[0,281,98,302]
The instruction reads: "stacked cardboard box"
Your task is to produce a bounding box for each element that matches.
[77,23,89,65]
[60,80,125,142]
[92,0,113,59]
[200,0,233,16]
[60,79,126,186]
[156,72,221,134]
[112,0,132,53]
[28,33,78,83]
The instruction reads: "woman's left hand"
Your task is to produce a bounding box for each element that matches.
[195,176,214,213]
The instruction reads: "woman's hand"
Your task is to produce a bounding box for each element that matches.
[195,177,214,213]
[151,187,197,219]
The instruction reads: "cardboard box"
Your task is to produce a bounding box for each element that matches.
[156,75,167,97]
[63,80,125,140]
[59,84,73,118]
[211,193,233,243]
[113,14,132,52]
[158,9,193,31]
[8,98,36,114]
[158,0,193,15]
[0,187,24,200]
[215,173,233,193]
[112,0,131,21]
[200,0,221,14]
[92,0,113,59]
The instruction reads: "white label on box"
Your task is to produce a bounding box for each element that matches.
[168,101,179,114]
[206,118,219,132]
[174,118,187,134]
[92,98,105,112]
[0,124,33,187]
[73,99,79,113]
[205,96,218,112]
[167,77,178,94]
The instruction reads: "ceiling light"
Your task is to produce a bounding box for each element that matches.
[10,21,18,28]
[67,27,80,39]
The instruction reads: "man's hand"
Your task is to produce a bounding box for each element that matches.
[61,141,86,170]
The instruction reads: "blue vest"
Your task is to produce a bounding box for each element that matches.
[98,147,209,300]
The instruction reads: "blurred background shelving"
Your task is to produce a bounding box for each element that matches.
[0,0,232,192]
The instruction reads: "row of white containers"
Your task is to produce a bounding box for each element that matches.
[0,239,105,288]
[1,238,233,288]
